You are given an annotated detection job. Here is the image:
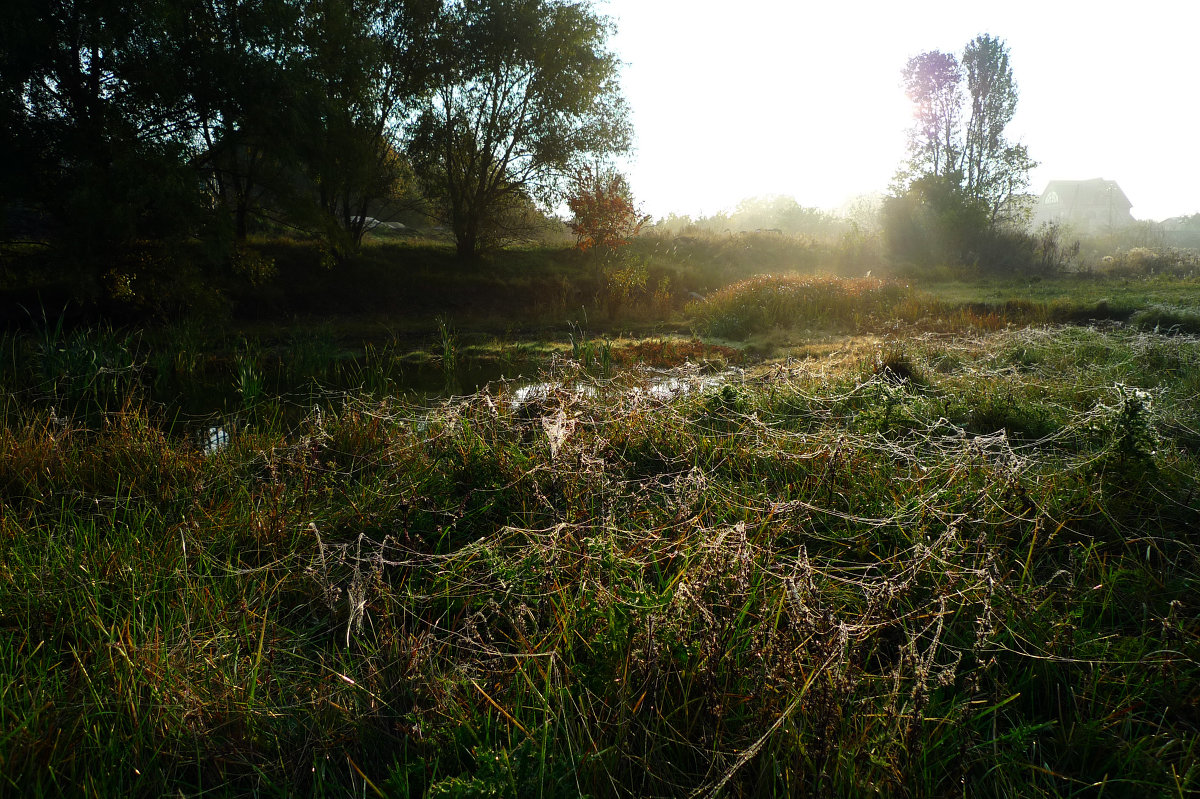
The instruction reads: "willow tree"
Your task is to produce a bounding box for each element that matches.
[409,0,631,259]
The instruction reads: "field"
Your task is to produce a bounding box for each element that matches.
[1,248,1198,796]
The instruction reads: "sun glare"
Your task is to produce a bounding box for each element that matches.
[605,0,1200,221]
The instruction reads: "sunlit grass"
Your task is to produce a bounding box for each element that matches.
[1,323,1197,795]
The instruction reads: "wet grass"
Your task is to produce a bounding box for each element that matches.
[1,323,1198,796]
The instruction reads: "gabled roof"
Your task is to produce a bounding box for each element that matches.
[1040,179,1131,211]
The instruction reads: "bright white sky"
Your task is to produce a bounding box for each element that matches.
[600,0,1199,222]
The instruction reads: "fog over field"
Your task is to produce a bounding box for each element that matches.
[605,0,1199,221]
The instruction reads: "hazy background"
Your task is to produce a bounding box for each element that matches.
[603,0,1198,221]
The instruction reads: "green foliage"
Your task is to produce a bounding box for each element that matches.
[437,315,460,391]
[30,316,142,411]
[1,1,219,262]
[291,0,436,254]
[567,321,612,372]
[409,0,631,258]
[898,34,1033,224]
[600,250,649,319]
[234,338,265,408]
[1100,384,1159,465]
[883,173,988,267]
[425,742,586,799]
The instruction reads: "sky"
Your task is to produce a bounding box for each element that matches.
[599,0,1199,222]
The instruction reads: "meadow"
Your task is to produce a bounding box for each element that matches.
[1,238,1198,797]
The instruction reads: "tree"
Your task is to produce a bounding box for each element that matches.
[898,36,1034,226]
[164,0,307,242]
[961,34,1035,225]
[293,0,437,253]
[408,0,631,259]
[566,163,647,251]
[0,0,209,252]
[900,50,963,182]
[882,173,987,266]
[889,35,1039,269]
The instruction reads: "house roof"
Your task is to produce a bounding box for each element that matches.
[1040,179,1132,211]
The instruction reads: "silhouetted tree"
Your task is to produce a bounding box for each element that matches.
[961,34,1035,225]
[0,0,209,253]
[292,0,437,253]
[898,36,1034,226]
[889,34,1038,269]
[165,0,307,242]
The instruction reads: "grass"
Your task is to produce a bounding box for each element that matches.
[1,321,1198,796]
[2,237,1199,794]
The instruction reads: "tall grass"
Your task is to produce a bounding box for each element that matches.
[1,326,1197,796]
[688,274,912,338]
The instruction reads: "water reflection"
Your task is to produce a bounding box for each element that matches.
[508,381,596,409]
[505,369,737,410]
[203,425,230,455]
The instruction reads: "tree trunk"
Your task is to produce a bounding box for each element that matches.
[234,200,248,242]
[455,230,478,260]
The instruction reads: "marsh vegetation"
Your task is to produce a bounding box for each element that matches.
[2,248,1199,796]
[3,2,1199,794]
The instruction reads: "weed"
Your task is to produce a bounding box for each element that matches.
[234,339,265,408]
[567,322,612,374]
[438,316,460,392]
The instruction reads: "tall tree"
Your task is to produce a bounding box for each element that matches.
[0,0,206,251]
[409,0,631,259]
[900,50,963,182]
[165,0,306,242]
[896,35,1035,229]
[888,35,1038,269]
[294,0,437,252]
[961,34,1034,224]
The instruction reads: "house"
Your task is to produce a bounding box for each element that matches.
[1030,179,1134,232]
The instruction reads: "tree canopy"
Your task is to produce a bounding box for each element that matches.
[888,34,1039,270]
[408,0,630,258]
[1,0,631,274]
[897,35,1034,226]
